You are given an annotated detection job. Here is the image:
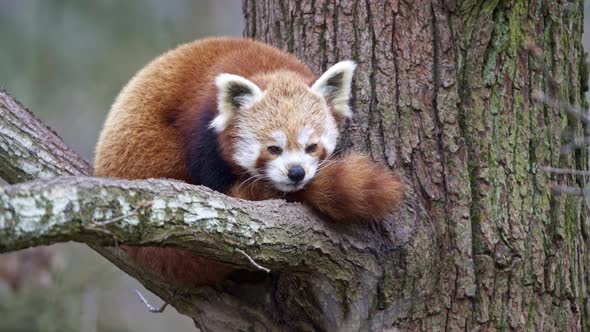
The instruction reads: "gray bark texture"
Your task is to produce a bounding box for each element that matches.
[243,0,589,330]
[0,0,588,330]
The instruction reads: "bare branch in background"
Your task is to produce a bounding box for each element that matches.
[550,184,586,196]
[528,42,589,202]
[526,41,559,93]
[543,167,590,176]
[560,136,590,154]
[532,90,590,125]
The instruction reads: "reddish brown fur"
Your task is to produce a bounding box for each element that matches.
[295,153,406,221]
[125,247,235,285]
[94,37,405,286]
[95,38,316,179]
[227,177,280,201]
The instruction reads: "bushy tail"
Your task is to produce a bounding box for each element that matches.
[300,153,406,222]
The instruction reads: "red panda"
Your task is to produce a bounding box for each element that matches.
[94,37,406,285]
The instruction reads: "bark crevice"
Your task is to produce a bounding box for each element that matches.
[1,0,588,329]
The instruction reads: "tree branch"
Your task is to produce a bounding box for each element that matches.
[0,88,202,313]
[0,175,371,276]
[0,86,425,330]
[0,88,91,182]
[0,86,383,276]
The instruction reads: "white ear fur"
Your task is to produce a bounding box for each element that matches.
[210,73,263,132]
[311,60,356,119]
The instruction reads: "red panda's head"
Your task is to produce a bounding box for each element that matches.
[210,61,356,192]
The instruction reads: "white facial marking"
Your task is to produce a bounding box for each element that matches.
[270,131,287,148]
[320,116,339,156]
[232,127,261,172]
[266,150,319,192]
[297,127,314,148]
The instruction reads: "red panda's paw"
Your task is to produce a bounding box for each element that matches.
[227,179,281,201]
[301,153,406,222]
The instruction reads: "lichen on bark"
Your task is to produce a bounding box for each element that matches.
[0,0,588,329]
[244,0,588,330]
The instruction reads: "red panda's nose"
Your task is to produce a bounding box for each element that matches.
[287,165,306,182]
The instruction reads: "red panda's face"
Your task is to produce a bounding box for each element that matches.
[211,61,356,192]
[248,111,337,192]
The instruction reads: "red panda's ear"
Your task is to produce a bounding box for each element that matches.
[210,74,263,132]
[311,60,356,120]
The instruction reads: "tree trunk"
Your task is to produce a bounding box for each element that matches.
[0,1,588,331]
[244,0,588,330]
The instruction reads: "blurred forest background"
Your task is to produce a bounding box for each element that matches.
[0,1,242,331]
[1,1,590,332]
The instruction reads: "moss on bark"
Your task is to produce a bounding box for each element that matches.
[244,0,588,330]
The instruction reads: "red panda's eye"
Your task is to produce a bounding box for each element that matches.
[305,144,318,153]
[267,146,283,155]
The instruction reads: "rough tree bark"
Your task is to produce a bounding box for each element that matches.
[0,0,588,330]
[244,0,589,330]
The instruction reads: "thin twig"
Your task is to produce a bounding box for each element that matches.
[526,41,559,92]
[543,167,590,176]
[93,201,154,225]
[532,90,590,125]
[134,289,169,313]
[236,248,270,273]
[527,41,590,124]
[551,184,586,196]
[560,136,590,154]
